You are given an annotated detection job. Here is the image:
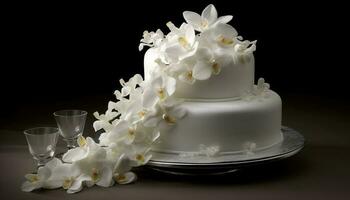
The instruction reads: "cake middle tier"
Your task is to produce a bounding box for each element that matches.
[151,90,283,154]
[144,48,255,99]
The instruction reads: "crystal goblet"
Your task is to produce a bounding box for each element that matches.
[54,110,87,149]
[24,127,59,167]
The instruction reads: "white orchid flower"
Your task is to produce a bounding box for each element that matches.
[139,29,165,51]
[142,74,176,108]
[22,166,50,192]
[178,68,195,84]
[165,22,198,62]
[252,78,270,96]
[128,145,153,167]
[21,158,61,192]
[183,4,233,32]
[143,97,186,129]
[200,23,238,49]
[113,155,137,185]
[104,141,129,162]
[100,120,136,145]
[233,40,257,64]
[122,97,148,124]
[82,161,115,188]
[63,136,114,189]
[176,57,197,84]
[119,74,144,97]
[46,162,91,194]
[62,136,103,163]
[192,47,232,80]
[93,110,118,132]
[100,118,160,148]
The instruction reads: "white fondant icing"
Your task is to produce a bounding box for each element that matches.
[152,91,283,154]
[144,47,255,99]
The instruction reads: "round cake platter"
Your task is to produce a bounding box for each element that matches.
[146,126,304,175]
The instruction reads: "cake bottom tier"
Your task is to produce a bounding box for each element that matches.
[152,90,283,154]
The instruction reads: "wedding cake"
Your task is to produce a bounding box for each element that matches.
[21,4,284,194]
[142,5,283,155]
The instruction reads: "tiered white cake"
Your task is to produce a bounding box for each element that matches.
[142,5,283,155]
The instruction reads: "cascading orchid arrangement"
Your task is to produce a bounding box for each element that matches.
[21,4,257,193]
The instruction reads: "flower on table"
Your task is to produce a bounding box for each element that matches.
[113,154,137,184]
[62,136,115,190]
[62,136,104,163]
[21,158,57,192]
[46,161,90,194]
[82,161,115,188]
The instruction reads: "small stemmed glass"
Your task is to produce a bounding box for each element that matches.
[24,127,59,167]
[54,110,87,149]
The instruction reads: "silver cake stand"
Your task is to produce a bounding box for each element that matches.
[146,126,304,175]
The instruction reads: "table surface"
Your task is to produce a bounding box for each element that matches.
[1,94,349,200]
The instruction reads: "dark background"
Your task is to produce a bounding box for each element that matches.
[1,0,348,129]
[1,1,350,199]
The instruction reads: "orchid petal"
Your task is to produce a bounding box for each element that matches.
[96,166,114,187]
[183,11,202,31]
[121,87,130,97]
[132,74,143,85]
[202,4,218,24]
[115,172,137,185]
[45,158,62,170]
[170,106,187,119]
[152,74,164,88]
[21,181,39,192]
[24,174,38,181]
[193,61,212,80]
[37,166,51,179]
[115,155,132,174]
[67,174,91,194]
[93,120,110,132]
[142,87,158,108]
[179,71,195,84]
[62,148,87,163]
[44,179,63,189]
[143,116,160,127]
[216,23,238,38]
[184,24,195,45]
[215,15,233,25]
[196,48,213,61]
[165,44,186,60]
[110,120,129,136]
[164,76,176,96]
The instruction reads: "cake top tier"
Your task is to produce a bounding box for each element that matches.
[140,4,256,85]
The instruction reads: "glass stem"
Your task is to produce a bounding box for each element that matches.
[63,135,80,149]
